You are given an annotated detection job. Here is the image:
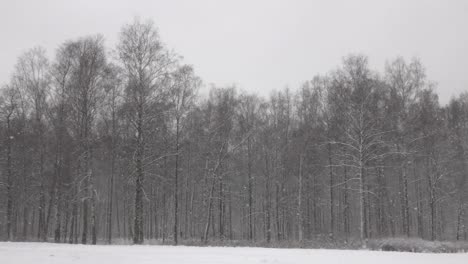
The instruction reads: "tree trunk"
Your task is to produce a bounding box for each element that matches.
[328,143,334,238]
[297,154,303,242]
[133,102,145,244]
[6,115,13,241]
[107,113,116,244]
[247,138,254,241]
[173,118,180,245]
[203,173,216,243]
[456,197,464,241]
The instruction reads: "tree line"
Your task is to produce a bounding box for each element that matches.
[1,18,467,245]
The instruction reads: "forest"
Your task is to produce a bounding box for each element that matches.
[1,18,468,246]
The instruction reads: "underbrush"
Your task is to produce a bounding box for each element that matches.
[129,234,362,250]
[366,238,468,253]
[12,235,468,253]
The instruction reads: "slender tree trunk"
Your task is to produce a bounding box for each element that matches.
[397,143,410,237]
[133,102,144,244]
[343,161,350,238]
[184,168,188,239]
[134,150,144,244]
[402,164,410,237]
[297,154,303,242]
[456,197,464,241]
[203,173,216,243]
[54,190,62,243]
[218,174,224,240]
[91,181,97,245]
[173,118,180,245]
[247,138,254,241]
[81,150,90,244]
[22,207,28,240]
[328,142,334,238]
[69,202,75,244]
[359,138,366,242]
[275,183,280,241]
[265,151,272,243]
[6,115,13,241]
[107,107,116,244]
[415,161,424,238]
[46,173,58,241]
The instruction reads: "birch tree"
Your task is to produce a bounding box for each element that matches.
[117,18,175,244]
[168,65,200,244]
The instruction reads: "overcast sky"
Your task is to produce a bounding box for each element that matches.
[1,0,467,104]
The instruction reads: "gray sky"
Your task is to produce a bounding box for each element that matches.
[1,0,467,104]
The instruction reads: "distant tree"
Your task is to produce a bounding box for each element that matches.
[330,55,394,240]
[62,36,108,244]
[385,57,425,237]
[168,65,200,245]
[0,86,21,241]
[13,47,50,241]
[117,18,175,244]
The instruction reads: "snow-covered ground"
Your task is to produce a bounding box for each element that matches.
[0,242,467,264]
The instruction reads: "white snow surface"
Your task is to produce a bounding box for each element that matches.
[0,242,467,264]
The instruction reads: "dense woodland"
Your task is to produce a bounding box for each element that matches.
[1,18,468,245]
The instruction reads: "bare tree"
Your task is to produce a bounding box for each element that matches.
[0,86,21,241]
[63,36,107,244]
[117,18,175,244]
[329,55,394,241]
[168,65,200,245]
[13,47,50,241]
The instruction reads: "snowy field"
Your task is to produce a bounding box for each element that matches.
[1,242,468,264]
